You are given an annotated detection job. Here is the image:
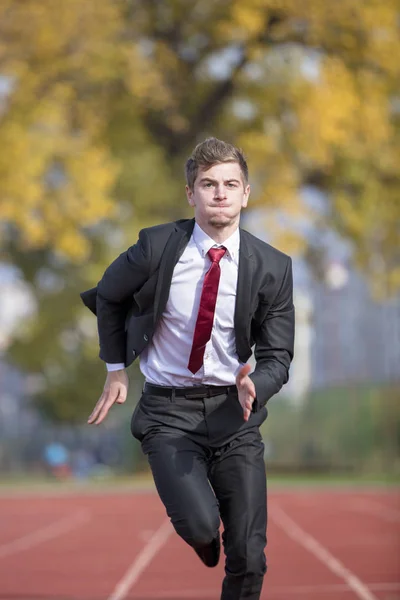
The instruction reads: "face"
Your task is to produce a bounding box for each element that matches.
[186,162,250,232]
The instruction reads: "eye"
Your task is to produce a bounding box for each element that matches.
[204,182,213,188]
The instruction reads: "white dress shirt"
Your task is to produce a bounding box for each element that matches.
[107,223,243,386]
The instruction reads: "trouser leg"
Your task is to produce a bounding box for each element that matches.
[209,429,267,600]
[142,433,220,549]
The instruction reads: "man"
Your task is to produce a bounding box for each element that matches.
[82,137,295,600]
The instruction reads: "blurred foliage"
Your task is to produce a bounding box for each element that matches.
[0,0,399,421]
[263,383,400,476]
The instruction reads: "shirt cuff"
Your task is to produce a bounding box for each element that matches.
[106,363,125,372]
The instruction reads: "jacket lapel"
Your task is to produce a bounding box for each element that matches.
[234,229,254,359]
[153,218,195,325]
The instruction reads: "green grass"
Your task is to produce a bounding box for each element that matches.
[0,470,398,495]
[266,472,400,488]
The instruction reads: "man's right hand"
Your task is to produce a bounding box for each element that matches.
[88,369,129,425]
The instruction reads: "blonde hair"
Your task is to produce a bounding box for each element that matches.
[185,137,248,190]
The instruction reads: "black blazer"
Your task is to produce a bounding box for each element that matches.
[81,218,295,410]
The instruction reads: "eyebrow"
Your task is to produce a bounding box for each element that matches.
[199,177,241,184]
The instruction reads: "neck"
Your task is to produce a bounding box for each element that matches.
[196,220,240,244]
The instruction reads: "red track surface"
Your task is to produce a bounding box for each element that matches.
[0,486,398,600]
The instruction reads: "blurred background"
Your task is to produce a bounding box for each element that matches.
[0,0,399,485]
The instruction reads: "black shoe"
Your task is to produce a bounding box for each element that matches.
[194,535,220,567]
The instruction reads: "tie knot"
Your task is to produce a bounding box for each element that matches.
[208,246,226,264]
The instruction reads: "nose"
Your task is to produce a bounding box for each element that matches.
[214,184,227,199]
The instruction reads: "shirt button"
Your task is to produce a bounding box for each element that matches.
[143,334,148,341]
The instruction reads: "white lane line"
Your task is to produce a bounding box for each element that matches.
[263,582,400,596]
[270,505,379,600]
[0,509,90,559]
[350,499,400,523]
[108,518,173,600]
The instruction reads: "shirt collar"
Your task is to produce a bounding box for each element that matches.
[192,222,240,263]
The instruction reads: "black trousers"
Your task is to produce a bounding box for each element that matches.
[131,385,268,600]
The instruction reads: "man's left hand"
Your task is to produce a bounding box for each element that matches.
[236,363,256,421]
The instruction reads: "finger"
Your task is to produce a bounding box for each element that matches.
[92,385,121,424]
[94,391,118,424]
[245,392,255,411]
[243,406,251,421]
[116,389,127,404]
[88,392,107,424]
[248,384,256,398]
[245,398,253,410]
[239,380,256,401]
[93,401,112,425]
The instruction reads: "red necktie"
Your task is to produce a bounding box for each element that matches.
[188,247,227,374]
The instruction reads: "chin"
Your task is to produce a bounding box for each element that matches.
[208,216,233,228]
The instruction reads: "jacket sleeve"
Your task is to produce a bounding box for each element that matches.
[95,229,152,364]
[250,256,295,410]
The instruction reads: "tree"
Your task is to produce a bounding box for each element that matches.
[1,0,399,420]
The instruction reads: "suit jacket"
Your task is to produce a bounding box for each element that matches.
[81,218,295,411]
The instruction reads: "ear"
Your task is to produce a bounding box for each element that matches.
[186,185,195,207]
[241,184,250,208]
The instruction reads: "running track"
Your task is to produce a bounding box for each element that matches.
[0,485,398,599]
